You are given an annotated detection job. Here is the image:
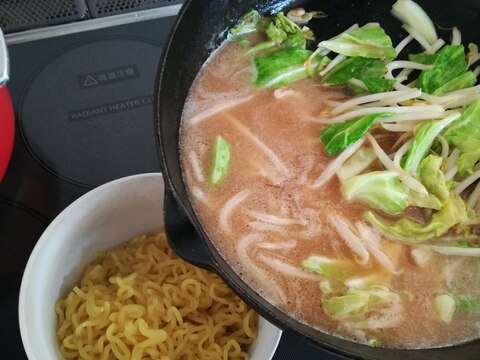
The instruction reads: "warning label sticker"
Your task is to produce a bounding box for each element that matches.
[77,64,140,89]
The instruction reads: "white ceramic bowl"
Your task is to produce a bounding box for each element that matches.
[19,173,282,360]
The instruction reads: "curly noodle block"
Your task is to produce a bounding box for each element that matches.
[55,230,258,360]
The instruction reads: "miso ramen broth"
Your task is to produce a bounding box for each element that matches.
[179,6,480,349]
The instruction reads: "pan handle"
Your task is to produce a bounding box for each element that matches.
[163,188,217,271]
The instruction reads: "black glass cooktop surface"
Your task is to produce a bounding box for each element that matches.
[0,11,349,360]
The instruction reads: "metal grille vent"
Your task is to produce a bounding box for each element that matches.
[0,0,85,34]
[86,0,183,18]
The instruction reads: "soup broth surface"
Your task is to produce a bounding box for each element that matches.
[180,41,480,348]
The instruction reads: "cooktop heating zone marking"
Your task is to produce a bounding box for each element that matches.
[68,94,153,120]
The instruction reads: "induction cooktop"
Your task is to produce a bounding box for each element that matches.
[0,2,349,359]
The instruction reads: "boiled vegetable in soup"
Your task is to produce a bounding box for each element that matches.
[180,0,480,348]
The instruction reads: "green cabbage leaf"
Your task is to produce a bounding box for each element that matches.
[322,57,395,93]
[444,100,480,175]
[366,195,474,242]
[319,23,396,60]
[320,113,392,156]
[254,49,329,88]
[323,286,400,320]
[410,45,469,94]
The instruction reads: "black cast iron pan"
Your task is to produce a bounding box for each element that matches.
[155,0,480,358]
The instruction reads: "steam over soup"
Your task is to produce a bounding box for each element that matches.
[180,1,480,348]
